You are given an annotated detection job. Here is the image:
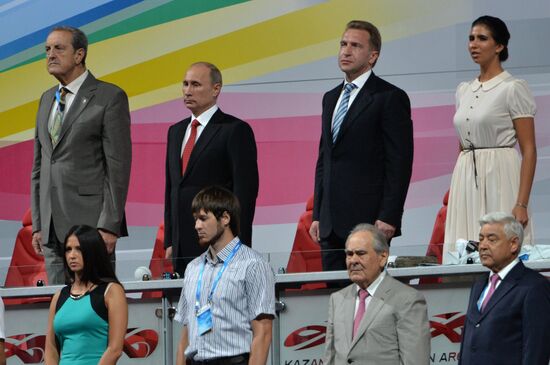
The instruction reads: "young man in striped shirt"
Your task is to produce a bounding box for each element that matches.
[175,186,275,365]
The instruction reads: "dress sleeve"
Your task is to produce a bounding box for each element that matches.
[507,79,536,119]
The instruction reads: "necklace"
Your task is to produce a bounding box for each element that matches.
[69,283,93,299]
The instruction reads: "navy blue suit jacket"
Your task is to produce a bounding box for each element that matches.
[459,261,550,365]
[313,73,413,239]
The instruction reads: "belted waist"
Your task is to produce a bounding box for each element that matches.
[461,145,514,151]
[461,140,515,189]
[188,353,249,365]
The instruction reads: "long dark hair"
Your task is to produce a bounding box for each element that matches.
[63,225,120,285]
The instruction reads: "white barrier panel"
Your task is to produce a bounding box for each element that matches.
[3,299,164,364]
[2,262,549,364]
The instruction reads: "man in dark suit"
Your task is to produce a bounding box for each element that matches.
[459,212,550,365]
[324,224,430,364]
[31,26,131,284]
[164,62,258,276]
[310,20,413,271]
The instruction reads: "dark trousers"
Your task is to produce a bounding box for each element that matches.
[320,232,347,271]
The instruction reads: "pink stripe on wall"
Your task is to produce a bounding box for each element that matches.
[130,92,323,125]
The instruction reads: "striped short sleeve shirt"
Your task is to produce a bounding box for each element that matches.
[174,237,276,361]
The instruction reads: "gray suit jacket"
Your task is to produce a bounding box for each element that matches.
[324,274,431,365]
[31,72,131,242]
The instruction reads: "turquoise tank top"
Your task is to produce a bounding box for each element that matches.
[53,283,110,365]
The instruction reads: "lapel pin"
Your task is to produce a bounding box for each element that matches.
[82,98,87,104]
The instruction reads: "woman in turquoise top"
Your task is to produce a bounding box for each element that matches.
[45,225,128,365]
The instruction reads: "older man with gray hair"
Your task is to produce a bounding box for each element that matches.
[459,212,550,365]
[324,223,430,364]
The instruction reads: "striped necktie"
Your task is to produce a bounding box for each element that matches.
[332,82,357,142]
[50,87,69,145]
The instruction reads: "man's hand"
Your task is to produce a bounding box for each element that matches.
[32,231,44,255]
[309,221,321,243]
[375,220,396,240]
[98,229,118,254]
[165,246,173,259]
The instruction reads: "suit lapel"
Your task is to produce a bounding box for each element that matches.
[480,262,524,318]
[181,109,223,179]
[349,274,391,350]
[350,295,384,350]
[56,73,97,148]
[465,278,486,325]
[39,87,57,152]
[342,286,356,349]
[335,73,376,143]
[322,86,341,145]
[173,119,190,179]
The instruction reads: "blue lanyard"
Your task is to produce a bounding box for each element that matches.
[195,241,242,313]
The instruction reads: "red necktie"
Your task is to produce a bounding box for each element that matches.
[481,274,500,312]
[181,119,200,175]
[353,289,369,338]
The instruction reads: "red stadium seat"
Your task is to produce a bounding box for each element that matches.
[286,196,326,290]
[142,222,174,299]
[4,209,49,304]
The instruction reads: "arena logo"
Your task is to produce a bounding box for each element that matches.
[284,325,326,351]
[429,312,465,343]
[4,328,158,363]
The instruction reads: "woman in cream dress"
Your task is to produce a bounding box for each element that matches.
[443,16,537,261]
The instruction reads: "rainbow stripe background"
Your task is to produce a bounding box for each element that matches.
[1,0,550,278]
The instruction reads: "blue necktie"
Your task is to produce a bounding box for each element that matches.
[332,83,357,142]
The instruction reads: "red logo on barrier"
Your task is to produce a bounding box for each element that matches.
[284,325,326,350]
[4,333,45,363]
[123,328,159,358]
[5,328,158,363]
[429,312,465,343]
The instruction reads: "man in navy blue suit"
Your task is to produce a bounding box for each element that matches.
[459,212,550,365]
[309,20,413,271]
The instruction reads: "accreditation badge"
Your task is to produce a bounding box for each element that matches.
[197,304,213,336]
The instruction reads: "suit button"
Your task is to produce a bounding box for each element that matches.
[347,360,353,363]
[475,323,480,328]
[51,159,56,164]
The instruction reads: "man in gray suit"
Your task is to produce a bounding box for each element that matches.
[31,26,131,284]
[324,224,430,365]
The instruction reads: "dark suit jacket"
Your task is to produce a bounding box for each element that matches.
[313,72,413,239]
[459,261,550,365]
[31,72,131,241]
[324,274,431,364]
[164,109,258,274]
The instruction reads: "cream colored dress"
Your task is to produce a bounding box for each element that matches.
[443,71,536,262]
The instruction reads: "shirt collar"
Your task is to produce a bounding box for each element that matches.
[471,70,511,92]
[60,70,89,95]
[344,69,372,91]
[205,236,241,264]
[356,270,386,296]
[492,257,519,280]
[192,104,218,127]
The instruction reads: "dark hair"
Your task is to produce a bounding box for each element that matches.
[50,26,88,65]
[472,16,510,61]
[191,61,223,86]
[63,225,120,285]
[191,186,240,236]
[346,20,382,66]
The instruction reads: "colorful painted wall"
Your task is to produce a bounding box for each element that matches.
[1,0,549,279]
